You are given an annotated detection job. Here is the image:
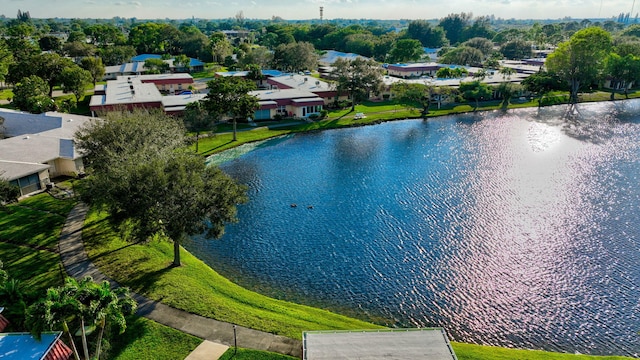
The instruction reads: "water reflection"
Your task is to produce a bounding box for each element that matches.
[188,100,640,356]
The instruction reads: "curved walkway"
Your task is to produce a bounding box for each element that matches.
[58,203,302,358]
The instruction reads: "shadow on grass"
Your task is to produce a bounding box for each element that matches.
[124,261,174,295]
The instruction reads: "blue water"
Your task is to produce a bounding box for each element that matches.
[186,100,640,356]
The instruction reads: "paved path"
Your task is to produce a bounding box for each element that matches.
[59,203,302,359]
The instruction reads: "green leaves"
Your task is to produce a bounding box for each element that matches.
[75,109,247,266]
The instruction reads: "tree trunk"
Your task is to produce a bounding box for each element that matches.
[232,118,237,141]
[570,80,580,104]
[95,318,106,360]
[625,84,630,99]
[80,317,90,360]
[173,240,181,267]
[63,321,81,360]
[195,131,200,153]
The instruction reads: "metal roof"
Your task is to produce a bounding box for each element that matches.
[303,328,457,360]
[0,332,71,360]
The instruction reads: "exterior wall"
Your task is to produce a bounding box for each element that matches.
[387,66,439,78]
[49,158,82,178]
[90,101,163,114]
[155,82,187,94]
[603,79,634,90]
[292,104,323,118]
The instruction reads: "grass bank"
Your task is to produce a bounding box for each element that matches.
[2,189,634,359]
[82,208,383,339]
[0,192,203,360]
[81,207,636,359]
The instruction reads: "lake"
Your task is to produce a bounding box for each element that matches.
[186,100,640,356]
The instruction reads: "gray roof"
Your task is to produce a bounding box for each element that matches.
[161,93,206,108]
[105,62,147,75]
[269,74,332,92]
[0,160,50,181]
[303,328,457,360]
[91,78,162,107]
[250,89,319,101]
[0,109,93,181]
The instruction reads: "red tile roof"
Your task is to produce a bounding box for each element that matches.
[43,338,73,360]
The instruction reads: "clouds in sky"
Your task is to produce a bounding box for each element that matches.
[2,0,632,20]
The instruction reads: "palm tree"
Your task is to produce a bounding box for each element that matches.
[26,277,136,360]
[499,66,516,80]
[27,285,82,360]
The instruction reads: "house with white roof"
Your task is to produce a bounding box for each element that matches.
[250,89,324,120]
[0,109,90,197]
[89,74,199,116]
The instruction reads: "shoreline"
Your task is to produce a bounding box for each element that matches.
[196,91,640,157]
[196,95,640,357]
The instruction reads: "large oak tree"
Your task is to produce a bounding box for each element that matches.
[75,110,248,267]
[332,57,383,111]
[546,27,612,104]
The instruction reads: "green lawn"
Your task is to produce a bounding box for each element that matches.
[452,342,632,360]
[109,316,202,360]
[0,194,203,359]
[0,88,13,100]
[82,208,383,340]
[0,194,75,252]
[219,348,298,360]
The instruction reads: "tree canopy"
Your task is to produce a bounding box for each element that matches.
[546,27,612,104]
[75,110,248,266]
[204,77,258,141]
[332,57,384,111]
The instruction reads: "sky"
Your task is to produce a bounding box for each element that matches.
[3,0,637,21]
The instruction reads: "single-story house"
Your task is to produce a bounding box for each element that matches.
[104,62,147,80]
[387,62,440,78]
[130,54,206,72]
[0,332,73,360]
[89,75,200,116]
[90,77,163,115]
[250,89,324,120]
[266,74,345,105]
[0,109,89,197]
[215,71,348,107]
[318,50,369,66]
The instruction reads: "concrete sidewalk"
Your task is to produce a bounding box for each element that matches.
[59,203,302,359]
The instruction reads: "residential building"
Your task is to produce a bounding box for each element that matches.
[0,109,89,197]
[89,74,200,115]
[0,332,73,360]
[104,55,205,79]
[250,89,324,119]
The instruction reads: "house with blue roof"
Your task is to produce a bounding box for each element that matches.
[0,332,72,360]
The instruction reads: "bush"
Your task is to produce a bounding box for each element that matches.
[0,180,20,206]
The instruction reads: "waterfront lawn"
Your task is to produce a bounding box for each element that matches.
[82,208,383,339]
[218,348,298,360]
[195,127,290,156]
[452,342,633,360]
[109,316,202,360]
